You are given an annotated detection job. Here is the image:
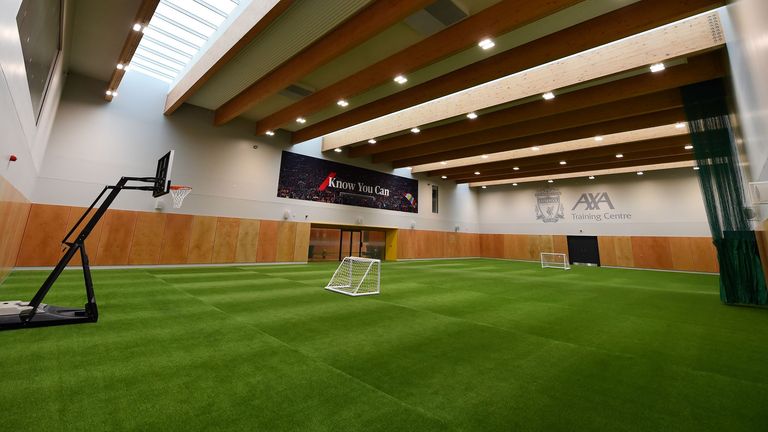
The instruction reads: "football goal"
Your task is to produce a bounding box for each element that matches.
[325,257,381,296]
[541,252,570,270]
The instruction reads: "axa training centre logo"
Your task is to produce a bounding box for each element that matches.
[535,187,565,223]
[571,192,615,210]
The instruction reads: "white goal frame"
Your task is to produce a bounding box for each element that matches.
[541,252,570,270]
[325,257,381,296]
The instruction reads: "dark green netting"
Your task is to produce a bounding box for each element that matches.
[681,79,767,305]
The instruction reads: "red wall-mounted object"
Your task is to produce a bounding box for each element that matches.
[9,155,17,162]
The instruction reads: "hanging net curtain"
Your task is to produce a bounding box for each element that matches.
[681,79,767,305]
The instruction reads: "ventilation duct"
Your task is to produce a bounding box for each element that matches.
[404,0,468,36]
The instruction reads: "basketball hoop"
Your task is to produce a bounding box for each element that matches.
[169,185,192,208]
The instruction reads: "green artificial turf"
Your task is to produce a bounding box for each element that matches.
[1,259,767,431]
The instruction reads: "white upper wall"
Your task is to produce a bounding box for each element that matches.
[478,169,711,237]
[0,0,68,198]
[35,71,480,232]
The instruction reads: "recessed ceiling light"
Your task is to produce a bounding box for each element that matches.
[542,92,555,100]
[296,117,306,124]
[368,139,376,144]
[637,171,644,175]
[547,179,554,183]
[595,136,603,142]
[589,176,595,180]
[466,112,478,119]
[112,91,118,97]
[531,146,540,151]
[684,144,693,150]
[481,185,487,189]
[132,23,142,31]
[474,171,481,175]
[410,127,420,133]
[337,99,349,107]
[478,38,495,50]
[105,90,112,96]
[441,175,447,179]
[513,166,519,171]
[693,166,700,170]
[650,63,666,73]
[481,154,489,159]
[333,148,342,153]
[116,63,124,70]
[559,161,567,165]
[675,122,686,129]
[512,183,518,186]
[440,161,447,165]
[394,75,408,84]
[265,130,275,136]
[616,153,624,158]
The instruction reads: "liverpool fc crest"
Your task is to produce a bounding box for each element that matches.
[535,187,565,223]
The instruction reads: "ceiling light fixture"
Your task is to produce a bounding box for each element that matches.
[337,99,349,107]
[542,91,555,100]
[531,146,540,151]
[466,112,478,119]
[105,90,112,96]
[616,153,624,158]
[637,171,644,175]
[559,161,567,165]
[368,139,376,144]
[481,185,487,189]
[684,144,693,150]
[334,148,342,153]
[394,75,408,84]
[441,175,447,179]
[478,38,495,50]
[116,63,125,70]
[265,130,275,136]
[410,127,420,133]
[132,23,142,31]
[296,117,306,124]
[512,183,518,186]
[675,122,686,129]
[474,171,481,175]
[650,62,666,73]
[481,154,489,159]
[513,167,519,171]
[440,161,447,165]
[547,180,554,183]
[406,167,412,170]
[589,176,595,180]
[595,136,604,142]
[693,166,700,170]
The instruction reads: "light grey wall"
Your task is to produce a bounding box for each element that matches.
[477,168,711,237]
[0,0,68,198]
[35,72,480,232]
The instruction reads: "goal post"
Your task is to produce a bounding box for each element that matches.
[541,252,570,270]
[325,257,381,296]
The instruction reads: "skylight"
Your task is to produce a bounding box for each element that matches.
[131,0,239,83]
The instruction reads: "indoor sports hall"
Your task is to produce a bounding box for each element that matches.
[2,0,768,430]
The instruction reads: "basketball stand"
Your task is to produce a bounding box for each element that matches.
[0,151,180,331]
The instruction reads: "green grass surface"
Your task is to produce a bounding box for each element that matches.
[1,259,767,431]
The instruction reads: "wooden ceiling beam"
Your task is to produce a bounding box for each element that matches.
[454,152,693,183]
[164,0,294,115]
[252,0,582,134]
[350,51,724,158]
[291,0,724,144]
[391,108,686,168]
[213,0,434,126]
[374,89,684,163]
[432,135,691,177]
[104,0,160,102]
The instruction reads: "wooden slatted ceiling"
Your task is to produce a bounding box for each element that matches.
[250,0,583,134]
[350,51,725,158]
[391,108,686,168]
[440,135,691,179]
[104,0,160,101]
[212,0,435,126]
[291,0,724,145]
[372,89,684,164]
[164,0,295,115]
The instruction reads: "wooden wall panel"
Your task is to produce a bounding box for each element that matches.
[212,218,240,263]
[159,214,193,264]
[688,237,719,273]
[235,219,260,262]
[293,222,311,262]
[0,178,30,279]
[64,207,106,266]
[128,212,166,265]
[16,204,71,266]
[553,235,568,255]
[397,229,413,259]
[598,236,618,267]
[276,222,297,262]
[631,236,674,270]
[187,216,218,264]
[94,210,138,265]
[614,236,635,267]
[256,220,279,262]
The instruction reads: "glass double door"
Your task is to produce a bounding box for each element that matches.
[308,227,386,262]
[340,230,363,258]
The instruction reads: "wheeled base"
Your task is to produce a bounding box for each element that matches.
[0,301,97,330]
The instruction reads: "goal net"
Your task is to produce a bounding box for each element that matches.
[325,257,381,296]
[541,252,570,270]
